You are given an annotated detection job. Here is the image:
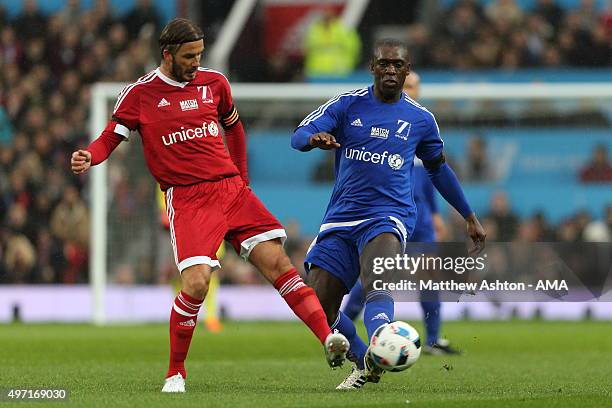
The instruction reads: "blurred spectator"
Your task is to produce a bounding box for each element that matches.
[0,26,22,66]
[265,54,301,83]
[50,185,89,246]
[579,144,612,182]
[122,0,160,40]
[57,0,81,25]
[514,219,540,242]
[534,0,565,32]
[531,211,556,241]
[574,209,592,237]
[404,23,431,66]
[13,0,46,40]
[470,23,502,67]
[487,191,519,241]
[603,1,612,33]
[4,232,36,282]
[91,0,117,35]
[462,135,491,181]
[0,107,13,145]
[583,205,612,242]
[576,0,599,29]
[485,0,524,27]
[524,15,554,64]
[557,217,580,242]
[445,1,481,54]
[50,185,89,283]
[304,7,361,78]
[589,24,612,66]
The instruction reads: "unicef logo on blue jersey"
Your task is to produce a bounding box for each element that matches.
[344,147,404,170]
[388,154,404,170]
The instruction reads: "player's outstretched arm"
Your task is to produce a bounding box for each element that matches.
[291,128,340,152]
[71,131,123,175]
[309,132,341,150]
[423,155,486,249]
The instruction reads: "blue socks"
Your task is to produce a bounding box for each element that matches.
[420,290,441,346]
[331,311,368,369]
[343,281,365,321]
[363,290,394,342]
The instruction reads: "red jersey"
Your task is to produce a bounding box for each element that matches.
[109,67,241,190]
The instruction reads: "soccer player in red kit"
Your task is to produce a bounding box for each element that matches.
[70,18,348,393]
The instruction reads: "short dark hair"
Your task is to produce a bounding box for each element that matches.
[372,38,409,61]
[158,18,204,58]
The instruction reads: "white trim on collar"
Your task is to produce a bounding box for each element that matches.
[155,67,188,88]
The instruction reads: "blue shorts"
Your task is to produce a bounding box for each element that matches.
[304,217,410,291]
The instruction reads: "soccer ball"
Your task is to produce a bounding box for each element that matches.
[369,321,421,372]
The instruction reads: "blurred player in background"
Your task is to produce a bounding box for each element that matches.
[71,18,348,393]
[292,39,485,389]
[342,72,460,355]
[158,187,223,332]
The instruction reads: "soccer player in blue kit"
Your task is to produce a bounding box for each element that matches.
[342,72,460,356]
[291,39,486,389]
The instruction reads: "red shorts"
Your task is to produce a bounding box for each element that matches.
[164,176,286,272]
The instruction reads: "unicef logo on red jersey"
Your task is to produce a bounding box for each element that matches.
[344,147,405,170]
[161,121,220,146]
[388,154,404,170]
[207,122,219,137]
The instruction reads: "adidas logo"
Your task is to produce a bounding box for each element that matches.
[157,98,171,107]
[351,118,363,127]
[372,313,390,322]
[179,319,196,327]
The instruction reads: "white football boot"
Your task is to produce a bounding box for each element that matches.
[324,330,350,368]
[336,348,385,390]
[336,364,367,390]
[161,373,185,393]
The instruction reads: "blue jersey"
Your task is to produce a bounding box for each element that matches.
[412,158,438,239]
[295,86,443,234]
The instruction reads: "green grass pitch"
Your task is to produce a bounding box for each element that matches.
[1,320,611,407]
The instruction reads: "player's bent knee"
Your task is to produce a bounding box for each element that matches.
[267,253,294,281]
[181,264,212,297]
[275,253,293,274]
[250,239,294,281]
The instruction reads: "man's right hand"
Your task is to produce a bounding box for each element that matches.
[309,132,341,150]
[465,213,486,256]
[71,150,92,175]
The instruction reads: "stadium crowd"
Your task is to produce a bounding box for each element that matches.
[0,0,610,284]
[0,0,162,284]
[408,0,612,69]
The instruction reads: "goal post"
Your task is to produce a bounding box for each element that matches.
[89,83,125,325]
[89,81,612,325]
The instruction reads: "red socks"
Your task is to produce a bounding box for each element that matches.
[273,269,332,344]
[167,291,203,379]
[166,271,330,379]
